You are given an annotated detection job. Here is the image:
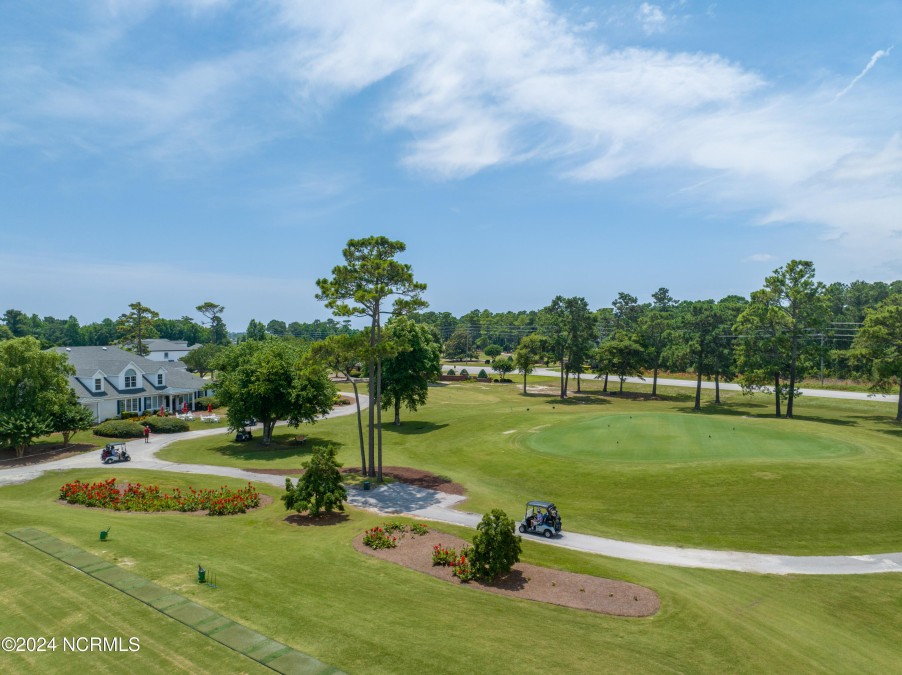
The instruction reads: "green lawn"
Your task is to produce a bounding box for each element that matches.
[158,376,902,555]
[2,469,900,674]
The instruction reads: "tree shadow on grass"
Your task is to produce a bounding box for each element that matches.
[283,511,350,527]
[790,414,857,427]
[540,394,612,406]
[672,401,770,417]
[382,421,449,435]
[850,415,902,437]
[203,437,342,463]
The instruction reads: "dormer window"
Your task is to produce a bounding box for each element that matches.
[124,369,137,388]
[94,378,102,392]
[157,373,164,385]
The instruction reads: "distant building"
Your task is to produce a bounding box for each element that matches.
[143,338,200,363]
[54,346,211,422]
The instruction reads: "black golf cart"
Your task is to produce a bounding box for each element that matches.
[518,500,562,538]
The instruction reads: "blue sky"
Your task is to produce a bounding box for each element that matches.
[1,1,900,329]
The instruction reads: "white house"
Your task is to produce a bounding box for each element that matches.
[54,346,212,422]
[143,338,199,363]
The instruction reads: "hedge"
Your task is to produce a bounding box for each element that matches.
[195,395,220,410]
[145,417,190,433]
[94,420,145,438]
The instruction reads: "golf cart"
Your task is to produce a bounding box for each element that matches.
[519,501,562,538]
[234,428,253,442]
[100,442,131,464]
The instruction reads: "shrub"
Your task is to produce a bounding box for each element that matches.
[460,369,468,376]
[94,420,145,438]
[363,526,397,549]
[446,368,456,376]
[468,509,522,581]
[477,369,487,379]
[195,396,220,410]
[282,444,347,516]
[349,370,361,378]
[120,411,141,420]
[145,417,189,433]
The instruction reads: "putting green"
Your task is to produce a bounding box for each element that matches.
[523,413,859,463]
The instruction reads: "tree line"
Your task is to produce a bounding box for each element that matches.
[3,247,900,468]
[466,261,900,422]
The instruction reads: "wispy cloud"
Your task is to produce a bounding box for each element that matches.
[2,0,900,275]
[637,3,667,34]
[742,253,775,263]
[833,46,893,102]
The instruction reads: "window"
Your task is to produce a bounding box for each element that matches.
[124,369,136,388]
[94,378,102,392]
[157,373,164,386]
[123,397,141,412]
[164,352,169,359]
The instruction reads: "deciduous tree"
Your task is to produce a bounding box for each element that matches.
[50,394,96,446]
[0,337,75,457]
[851,295,902,421]
[380,317,441,425]
[180,343,224,379]
[214,340,335,445]
[514,335,548,394]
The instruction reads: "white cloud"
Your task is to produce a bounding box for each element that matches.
[637,3,667,34]
[833,46,893,102]
[266,1,902,271]
[2,0,900,275]
[742,253,776,263]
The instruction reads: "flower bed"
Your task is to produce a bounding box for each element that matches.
[58,478,260,516]
[363,521,430,550]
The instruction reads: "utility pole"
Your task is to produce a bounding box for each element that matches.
[820,334,824,385]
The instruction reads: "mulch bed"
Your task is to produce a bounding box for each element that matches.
[353,529,659,617]
[246,466,466,496]
[0,443,95,469]
[56,493,274,516]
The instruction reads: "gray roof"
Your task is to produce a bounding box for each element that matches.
[53,346,209,399]
[143,339,199,352]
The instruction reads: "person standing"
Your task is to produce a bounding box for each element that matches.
[143,425,150,443]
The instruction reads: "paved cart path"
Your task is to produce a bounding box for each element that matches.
[2,393,901,575]
[450,364,899,403]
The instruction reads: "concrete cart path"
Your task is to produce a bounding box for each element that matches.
[344,482,902,575]
[453,364,899,403]
[0,394,368,488]
[4,392,902,575]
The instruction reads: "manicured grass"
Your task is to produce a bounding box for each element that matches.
[2,468,901,674]
[159,377,902,555]
[525,413,857,462]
